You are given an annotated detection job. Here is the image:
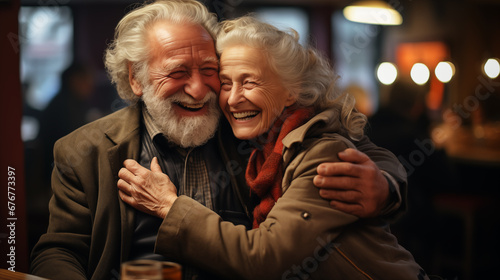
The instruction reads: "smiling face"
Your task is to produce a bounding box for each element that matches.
[135,20,221,114]
[129,21,222,147]
[218,45,296,140]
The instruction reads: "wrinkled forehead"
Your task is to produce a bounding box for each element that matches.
[220,45,270,74]
[147,20,218,60]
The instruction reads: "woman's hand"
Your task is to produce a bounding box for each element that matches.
[117,157,178,218]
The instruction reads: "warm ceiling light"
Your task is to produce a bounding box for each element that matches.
[343,1,403,25]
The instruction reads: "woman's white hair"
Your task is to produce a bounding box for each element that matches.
[104,0,219,104]
[216,16,367,140]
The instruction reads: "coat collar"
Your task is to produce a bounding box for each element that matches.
[104,103,142,145]
[282,107,341,149]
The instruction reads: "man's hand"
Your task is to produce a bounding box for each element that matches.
[313,148,390,218]
[117,157,178,218]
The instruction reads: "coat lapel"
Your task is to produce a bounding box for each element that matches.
[104,105,142,263]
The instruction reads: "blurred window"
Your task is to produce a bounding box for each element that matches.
[331,10,379,111]
[254,7,309,46]
[19,6,73,141]
[19,6,73,112]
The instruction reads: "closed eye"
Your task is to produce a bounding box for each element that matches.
[221,81,232,91]
[243,80,258,89]
[168,71,188,79]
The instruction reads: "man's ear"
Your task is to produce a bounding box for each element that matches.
[128,63,143,97]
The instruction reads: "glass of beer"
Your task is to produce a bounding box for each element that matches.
[121,260,162,280]
[161,261,182,280]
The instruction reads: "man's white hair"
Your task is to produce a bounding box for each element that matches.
[104,0,219,104]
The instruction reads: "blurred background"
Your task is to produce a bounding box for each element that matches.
[3,0,500,278]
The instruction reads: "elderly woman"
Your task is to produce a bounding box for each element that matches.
[119,16,427,279]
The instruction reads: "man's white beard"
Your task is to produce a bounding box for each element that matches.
[142,86,221,148]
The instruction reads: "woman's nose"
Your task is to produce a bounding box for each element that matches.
[227,85,245,106]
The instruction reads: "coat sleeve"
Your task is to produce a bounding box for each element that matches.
[155,137,358,280]
[354,135,408,219]
[29,139,91,280]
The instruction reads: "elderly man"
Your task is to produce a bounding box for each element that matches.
[30,1,406,279]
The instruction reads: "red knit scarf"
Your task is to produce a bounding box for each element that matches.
[245,107,314,228]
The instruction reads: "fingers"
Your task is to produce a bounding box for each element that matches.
[317,162,360,178]
[118,167,136,182]
[328,200,366,217]
[319,188,361,204]
[315,149,372,178]
[316,149,366,178]
[117,178,132,195]
[118,189,135,206]
[314,175,358,190]
[337,148,370,164]
[151,157,162,173]
[123,159,147,176]
[118,166,146,193]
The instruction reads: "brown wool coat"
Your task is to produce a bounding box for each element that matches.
[30,105,143,280]
[155,108,428,280]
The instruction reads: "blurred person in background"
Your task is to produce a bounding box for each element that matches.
[368,78,456,270]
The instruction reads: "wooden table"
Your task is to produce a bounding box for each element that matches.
[0,269,48,280]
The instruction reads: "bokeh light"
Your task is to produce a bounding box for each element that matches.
[410,63,430,85]
[483,58,500,79]
[376,62,398,85]
[435,61,455,83]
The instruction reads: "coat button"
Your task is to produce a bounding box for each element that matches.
[301,211,311,220]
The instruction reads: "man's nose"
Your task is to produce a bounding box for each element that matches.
[184,71,208,101]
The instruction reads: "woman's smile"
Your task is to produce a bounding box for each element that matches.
[219,45,296,140]
[232,111,260,121]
